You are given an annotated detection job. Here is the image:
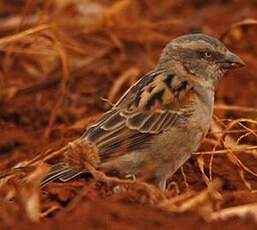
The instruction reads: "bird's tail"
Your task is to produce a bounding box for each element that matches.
[0,163,86,187]
[41,139,100,186]
[1,139,98,187]
[40,162,86,187]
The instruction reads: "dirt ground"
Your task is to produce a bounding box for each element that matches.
[0,0,257,229]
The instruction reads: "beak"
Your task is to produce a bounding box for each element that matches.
[218,51,245,70]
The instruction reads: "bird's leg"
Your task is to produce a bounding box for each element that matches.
[157,178,167,192]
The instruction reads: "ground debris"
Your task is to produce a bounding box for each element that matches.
[0,0,257,229]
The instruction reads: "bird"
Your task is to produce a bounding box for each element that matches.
[41,33,245,191]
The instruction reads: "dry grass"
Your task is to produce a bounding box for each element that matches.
[0,0,257,228]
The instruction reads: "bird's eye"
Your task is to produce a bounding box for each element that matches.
[204,51,212,58]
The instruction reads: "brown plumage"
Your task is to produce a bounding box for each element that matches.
[40,33,245,190]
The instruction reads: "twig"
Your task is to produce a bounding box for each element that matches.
[43,31,69,139]
[180,166,189,191]
[108,67,140,104]
[194,146,257,155]
[220,18,257,41]
[160,179,223,216]
[209,202,257,221]
[214,104,257,113]
[0,24,50,47]
[1,47,113,101]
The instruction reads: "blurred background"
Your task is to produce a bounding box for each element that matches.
[0,0,257,229]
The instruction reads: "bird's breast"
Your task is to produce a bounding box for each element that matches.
[148,89,214,161]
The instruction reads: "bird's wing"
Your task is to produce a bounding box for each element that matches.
[41,70,196,185]
[83,70,196,161]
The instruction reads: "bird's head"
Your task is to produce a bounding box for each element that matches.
[158,33,245,87]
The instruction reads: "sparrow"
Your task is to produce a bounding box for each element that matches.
[42,33,245,191]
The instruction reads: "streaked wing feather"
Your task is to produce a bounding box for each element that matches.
[125,110,181,134]
[83,71,195,161]
[84,109,186,162]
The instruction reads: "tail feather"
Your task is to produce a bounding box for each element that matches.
[41,162,86,187]
[59,170,84,182]
[0,162,86,187]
